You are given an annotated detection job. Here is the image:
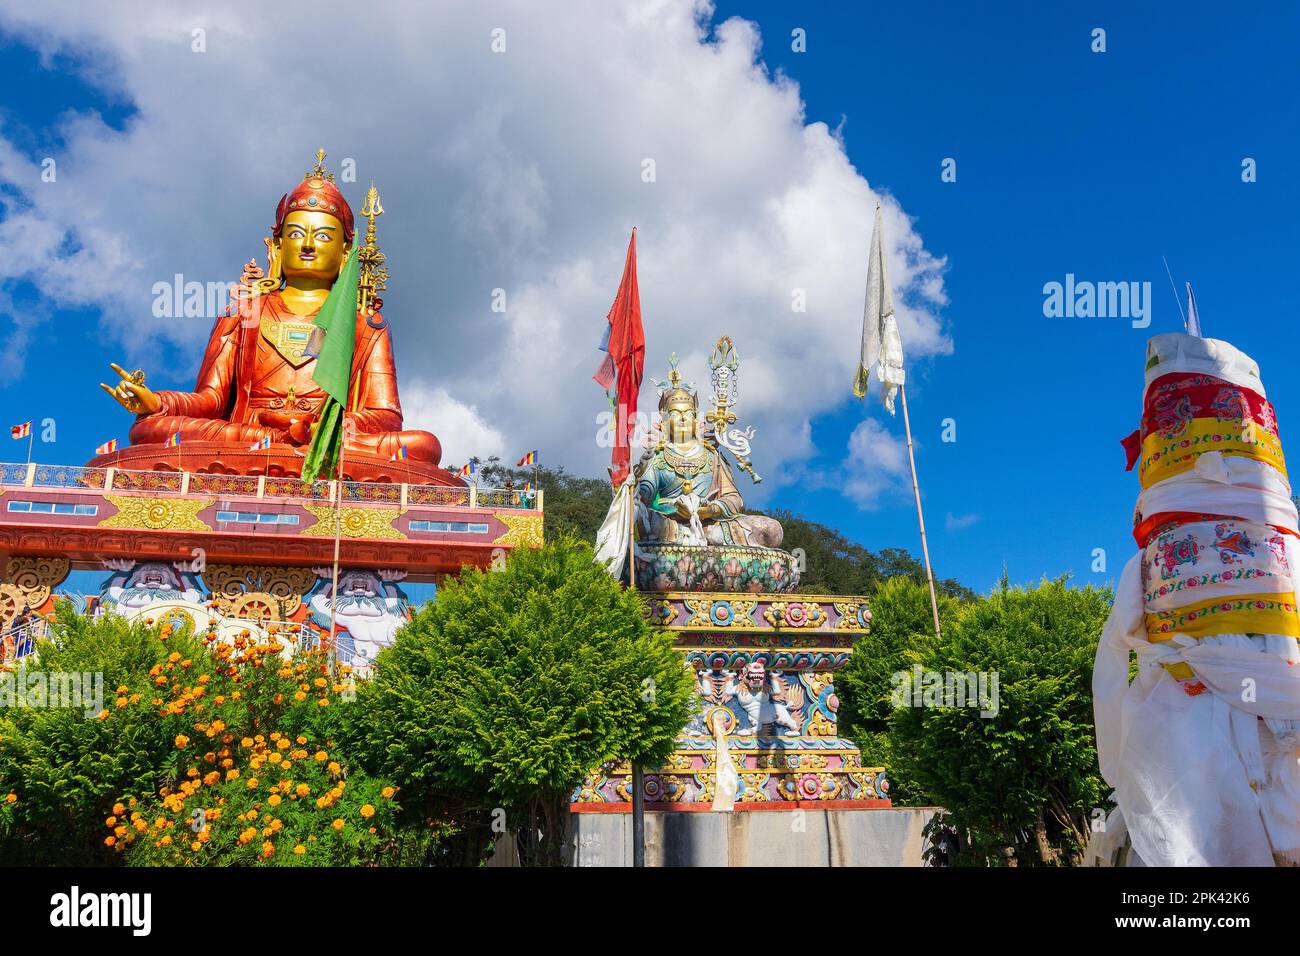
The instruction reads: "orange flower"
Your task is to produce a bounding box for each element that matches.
[295,736,308,745]
[261,840,275,858]
[105,816,117,827]
[360,804,375,820]
[293,844,306,855]
[104,836,116,847]
[174,735,190,749]
[314,751,328,762]
[331,819,344,831]
[268,795,282,807]
[381,787,396,799]
[4,793,15,804]
[225,769,240,782]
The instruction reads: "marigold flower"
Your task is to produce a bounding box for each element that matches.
[332,818,344,831]
[225,769,240,782]
[328,762,341,775]
[104,836,116,847]
[293,691,307,702]
[295,784,310,798]
[114,697,127,709]
[4,793,16,804]
[106,816,117,827]
[241,737,254,748]
[381,787,396,799]
[360,804,375,819]
[269,795,282,807]
[174,735,189,749]
[314,751,328,762]
[203,772,220,786]
[262,840,275,858]
[293,844,306,855]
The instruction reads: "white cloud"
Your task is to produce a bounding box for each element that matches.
[0,0,950,490]
[398,384,505,468]
[945,511,981,532]
[841,418,909,510]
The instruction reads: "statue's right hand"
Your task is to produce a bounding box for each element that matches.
[99,362,161,415]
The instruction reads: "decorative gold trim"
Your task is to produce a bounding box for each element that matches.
[99,495,213,532]
[301,503,404,539]
[492,513,543,549]
[683,596,757,628]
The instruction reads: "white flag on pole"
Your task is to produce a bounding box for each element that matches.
[854,203,906,415]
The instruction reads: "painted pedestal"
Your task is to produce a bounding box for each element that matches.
[573,590,887,810]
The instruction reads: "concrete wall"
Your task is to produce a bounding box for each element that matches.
[570,807,940,867]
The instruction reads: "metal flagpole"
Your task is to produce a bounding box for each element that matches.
[26,428,33,468]
[899,383,942,638]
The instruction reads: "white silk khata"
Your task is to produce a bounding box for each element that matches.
[1092,333,1300,866]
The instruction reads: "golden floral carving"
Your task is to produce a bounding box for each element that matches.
[301,503,403,539]
[762,601,827,629]
[0,556,70,626]
[807,710,837,737]
[492,513,543,549]
[833,601,870,629]
[99,495,212,532]
[203,564,317,620]
[684,597,757,628]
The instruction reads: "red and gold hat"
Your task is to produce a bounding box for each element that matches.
[273,149,355,243]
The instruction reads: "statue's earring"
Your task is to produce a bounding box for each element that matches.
[255,237,283,295]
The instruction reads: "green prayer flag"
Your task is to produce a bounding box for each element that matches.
[300,248,360,483]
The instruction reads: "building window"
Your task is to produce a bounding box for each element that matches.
[7,500,97,515]
[409,520,490,534]
[215,511,300,525]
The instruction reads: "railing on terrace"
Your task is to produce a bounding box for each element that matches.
[0,462,542,511]
[0,616,49,664]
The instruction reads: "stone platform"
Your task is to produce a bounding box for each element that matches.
[570,806,939,867]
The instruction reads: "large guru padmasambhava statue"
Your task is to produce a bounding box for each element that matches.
[96,150,453,484]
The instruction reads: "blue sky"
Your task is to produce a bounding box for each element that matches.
[0,1,1296,597]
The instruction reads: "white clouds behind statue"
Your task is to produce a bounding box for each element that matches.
[0,0,949,489]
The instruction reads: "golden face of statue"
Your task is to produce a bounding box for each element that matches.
[663,396,698,444]
[279,209,347,284]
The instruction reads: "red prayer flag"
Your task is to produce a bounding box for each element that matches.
[595,229,645,486]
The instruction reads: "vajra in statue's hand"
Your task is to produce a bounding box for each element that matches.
[100,362,162,415]
[674,499,721,521]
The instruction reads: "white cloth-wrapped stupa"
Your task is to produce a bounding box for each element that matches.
[1093,333,1300,866]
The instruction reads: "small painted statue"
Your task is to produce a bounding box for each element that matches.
[633,363,782,549]
[699,661,802,736]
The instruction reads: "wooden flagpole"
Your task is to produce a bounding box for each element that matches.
[899,383,941,638]
[328,436,346,667]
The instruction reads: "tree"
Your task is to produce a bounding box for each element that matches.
[835,576,958,804]
[886,577,1111,865]
[341,535,695,866]
[0,606,209,864]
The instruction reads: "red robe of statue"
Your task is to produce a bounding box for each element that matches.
[129,292,441,466]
